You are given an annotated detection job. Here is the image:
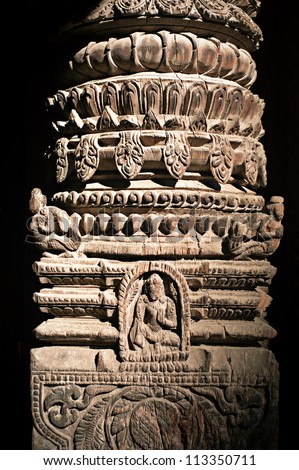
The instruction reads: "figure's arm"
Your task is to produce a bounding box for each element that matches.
[160,298,177,329]
[136,296,146,322]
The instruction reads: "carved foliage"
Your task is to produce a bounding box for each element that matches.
[184,82,207,116]
[165,82,183,115]
[144,82,162,114]
[54,138,70,183]
[38,383,267,450]
[75,386,203,450]
[195,0,231,23]
[102,83,119,113]
[121,81,141,115]
[44,385,90,429]
[209,134,233,183]
[244,139,259,185]
[163,132,191,179]
[75,135,100,182]
[115,131,144,179]
[68,1,262,47]
[50,77,263,138]
[43,384,117,430]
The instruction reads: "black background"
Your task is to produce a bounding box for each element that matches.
[2,1,298,450]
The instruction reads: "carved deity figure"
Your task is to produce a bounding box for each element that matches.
[227,196,284,259]
[27,187,81,255]
[129,273,180,354]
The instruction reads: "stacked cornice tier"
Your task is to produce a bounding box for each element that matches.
[28,0,283,450]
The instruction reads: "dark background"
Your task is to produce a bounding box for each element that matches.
[2,1,298,450]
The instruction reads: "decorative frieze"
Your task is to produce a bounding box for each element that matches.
[60,36,257,85]
[31,345,278,450]
[49,74,262,136]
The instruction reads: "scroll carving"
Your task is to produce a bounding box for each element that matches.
[36,382,268,450]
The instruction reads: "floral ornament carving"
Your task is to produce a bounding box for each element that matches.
[195,0,231,20]
[115,132,144,179]
[75,386,203,450]
[44,384,118,430]
[244,140,258,186]
[73,384,265,450]
[209,134,233,184]
[75,135,100,182]
[226,1,261,18]
[156,0,193,15]
[54,138,69,183]
[115,0,147,15]
[163,132,191,179]
[44,385,90,429]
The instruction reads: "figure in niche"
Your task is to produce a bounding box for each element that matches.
[129,273,180,354]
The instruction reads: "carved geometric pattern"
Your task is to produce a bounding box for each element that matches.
[53,188,265,212]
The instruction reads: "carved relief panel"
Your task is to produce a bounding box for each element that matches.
[28,0,283,451]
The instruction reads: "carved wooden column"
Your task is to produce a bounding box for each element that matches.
[28,0,284,449]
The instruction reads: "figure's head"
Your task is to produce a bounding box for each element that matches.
[29,188,47,214]
[146,273,164,301]
[268,196,284,221]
